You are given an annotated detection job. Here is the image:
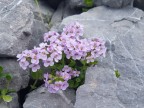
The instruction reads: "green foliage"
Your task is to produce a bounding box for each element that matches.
[68,59,97,89]
[30,53,99,90]
[31,69,43,80]
[115,70,120,78]
[82,0,94,12]
[84,0,94,7]
[0,66,14,103]
[30,69,43,90]
[2,95,12,102]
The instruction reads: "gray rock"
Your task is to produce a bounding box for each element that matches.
[0,0,48,57]
[70,0,134,8]
[63,0,82,18]
[23,86,76,108]
[24,0,54,23]
[50,0,81,31]
[60,6,144,108]
[0,59,29,91]
[0,93,19,108]
[49,1,65,31]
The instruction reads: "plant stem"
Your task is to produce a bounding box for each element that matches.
[33,79,38,87]
[34,0,44,22]
[31,79,38,90]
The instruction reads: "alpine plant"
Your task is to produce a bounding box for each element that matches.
[17,22,107,93]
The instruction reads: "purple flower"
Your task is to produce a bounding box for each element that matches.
[43,58,54,67]
[19,61,29,70]
[58,72,71,81]
[44,31,59,42]
[51,52,62,63]
[61,81,69,90]
[48,84,57,93]
[30,54,39,64]
[86,56,95,63]
[62,65,72,73]
[47,45,54,53]
[64,50,71,59]
[37,49,48,61]
[53,81,63,91]
[17,54,24,61]
[17,22,107,94]
[29,64,40,72]
[71,51,82,60]
[72,71,80,77]
[39,43,48,48]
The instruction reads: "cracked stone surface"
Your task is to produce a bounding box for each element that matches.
[23,86,76,108]
[60,6,144,108]
[0,0,49,57]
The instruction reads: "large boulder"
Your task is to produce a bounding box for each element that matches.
[70,0,134,8]
[60,6,144,108]
[23,86,76,108]
[0,0,50,57]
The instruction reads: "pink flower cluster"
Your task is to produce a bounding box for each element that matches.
[17,22,107,93]
[44,65,80,93]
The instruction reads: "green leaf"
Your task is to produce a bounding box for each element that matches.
[2,95,12,102]
[69,60,76,67]
[68,80,75,88]
[80,60,86,66]
[0,66,3,73]
[73,82,80,88]
[89,60,98,66]
[115,70,120,78]
[5,74,12,81]
[84,0,94,7]
[1,89,8,95]
[56,65,64,71]
[31,69,43,80]
[76,78,81,83]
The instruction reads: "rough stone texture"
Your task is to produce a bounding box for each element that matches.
[25,0,54,23]
[70,0,134,8]
[50,1,65,30]
[50,0,81,31]
[60,6,144,108]
[0,0,48,57]
[0,93,19,108]
[0,59,29,91]
[63,0,82,18]
[23,86,76,108]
